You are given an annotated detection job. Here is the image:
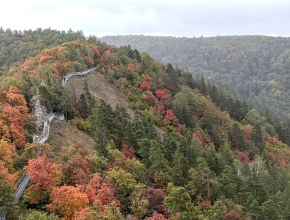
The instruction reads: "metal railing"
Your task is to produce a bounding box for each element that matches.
[62,66,97,86]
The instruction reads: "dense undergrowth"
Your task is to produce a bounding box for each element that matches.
[0,28,290,219]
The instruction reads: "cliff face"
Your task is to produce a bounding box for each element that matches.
[30,94,47,133]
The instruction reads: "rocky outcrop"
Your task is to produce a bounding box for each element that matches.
[30,95,47,133]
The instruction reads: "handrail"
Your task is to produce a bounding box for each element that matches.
[62,66,97,86]
[15,171,27,188]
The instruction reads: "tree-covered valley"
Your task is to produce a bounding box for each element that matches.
[1,28,290,219]
[100,35,290,118]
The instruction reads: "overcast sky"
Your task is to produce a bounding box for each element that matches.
[1,0,290,37]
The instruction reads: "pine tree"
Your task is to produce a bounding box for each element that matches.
[89,104,109,157]
[162,132,178,165]
[79,93,89,118]
[206,148,223,176]
[219,166,238,202]
[233,100,245,121]
[229,122,244,150]
[251,123,265,153]
[245,197,265,220]
[138,139,152,168]
[123,121,137,148]
[149,140,169,175]
[133,49,141,63]
[219,142,234,166]
[211,84,220,105]
[171,148,188,186]
[199,76,207,95]
[284,198,290,219]
[187,135,203,168]
[262,199,282,219]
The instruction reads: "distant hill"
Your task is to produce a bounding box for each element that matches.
[100,35,290,116]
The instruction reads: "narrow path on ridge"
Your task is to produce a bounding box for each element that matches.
[0,67,97,220]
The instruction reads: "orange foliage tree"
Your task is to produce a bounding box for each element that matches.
[0,139,15,171]
[0,161,18,185]
[46,185,89,219]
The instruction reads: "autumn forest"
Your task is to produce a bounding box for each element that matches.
[1,28,290,219]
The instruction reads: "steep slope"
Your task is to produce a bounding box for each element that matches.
[47,120,95,154]
[66,70,165,140]
[67,71,133,113]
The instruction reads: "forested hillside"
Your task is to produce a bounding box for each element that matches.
[1,28,290,219]
[100,35,290,117]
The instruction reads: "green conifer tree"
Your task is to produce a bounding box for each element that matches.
[171,148,188,186]
[262,199,282,219]
[138,139,152,168]
[89,103,109,157]
[162,132,178,165]
[149,140,169,175]
[251,123,265,153]
[229,122,244,150]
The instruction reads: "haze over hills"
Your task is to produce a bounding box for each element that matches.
[100,35,290,117]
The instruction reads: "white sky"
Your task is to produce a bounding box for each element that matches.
[1,0,290,37]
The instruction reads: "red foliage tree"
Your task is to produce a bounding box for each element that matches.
[127,62,135,73]
[192,131,205,146]
[157,106,165,114]
[157,89,172,109]
[269,154,274,165]
[273,134,279,144]
[145,74,152,83]
[279,153,287,167]
[122,144,137,160]
[52,67,60,76]
[164,109,175,124]
[103,46,109,52]
[199,200,211,211]
[146,187,170,218]
[155,90,165,99]
[176,123,182,134]
[146,91,158,106]
[223,210,240,220]
[24,155,59,204]
[62,154,94,185]
[144,211,168,220]
[244,127,251,143]
[236,151,248,164]
[166,77,174,91]
[78,175,120,207]
[140,81,151,92]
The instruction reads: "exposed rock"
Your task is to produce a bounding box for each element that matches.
[30,95,47,133]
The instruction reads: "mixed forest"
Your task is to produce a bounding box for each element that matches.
[1,28,290,219]
[100,35,290,118]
